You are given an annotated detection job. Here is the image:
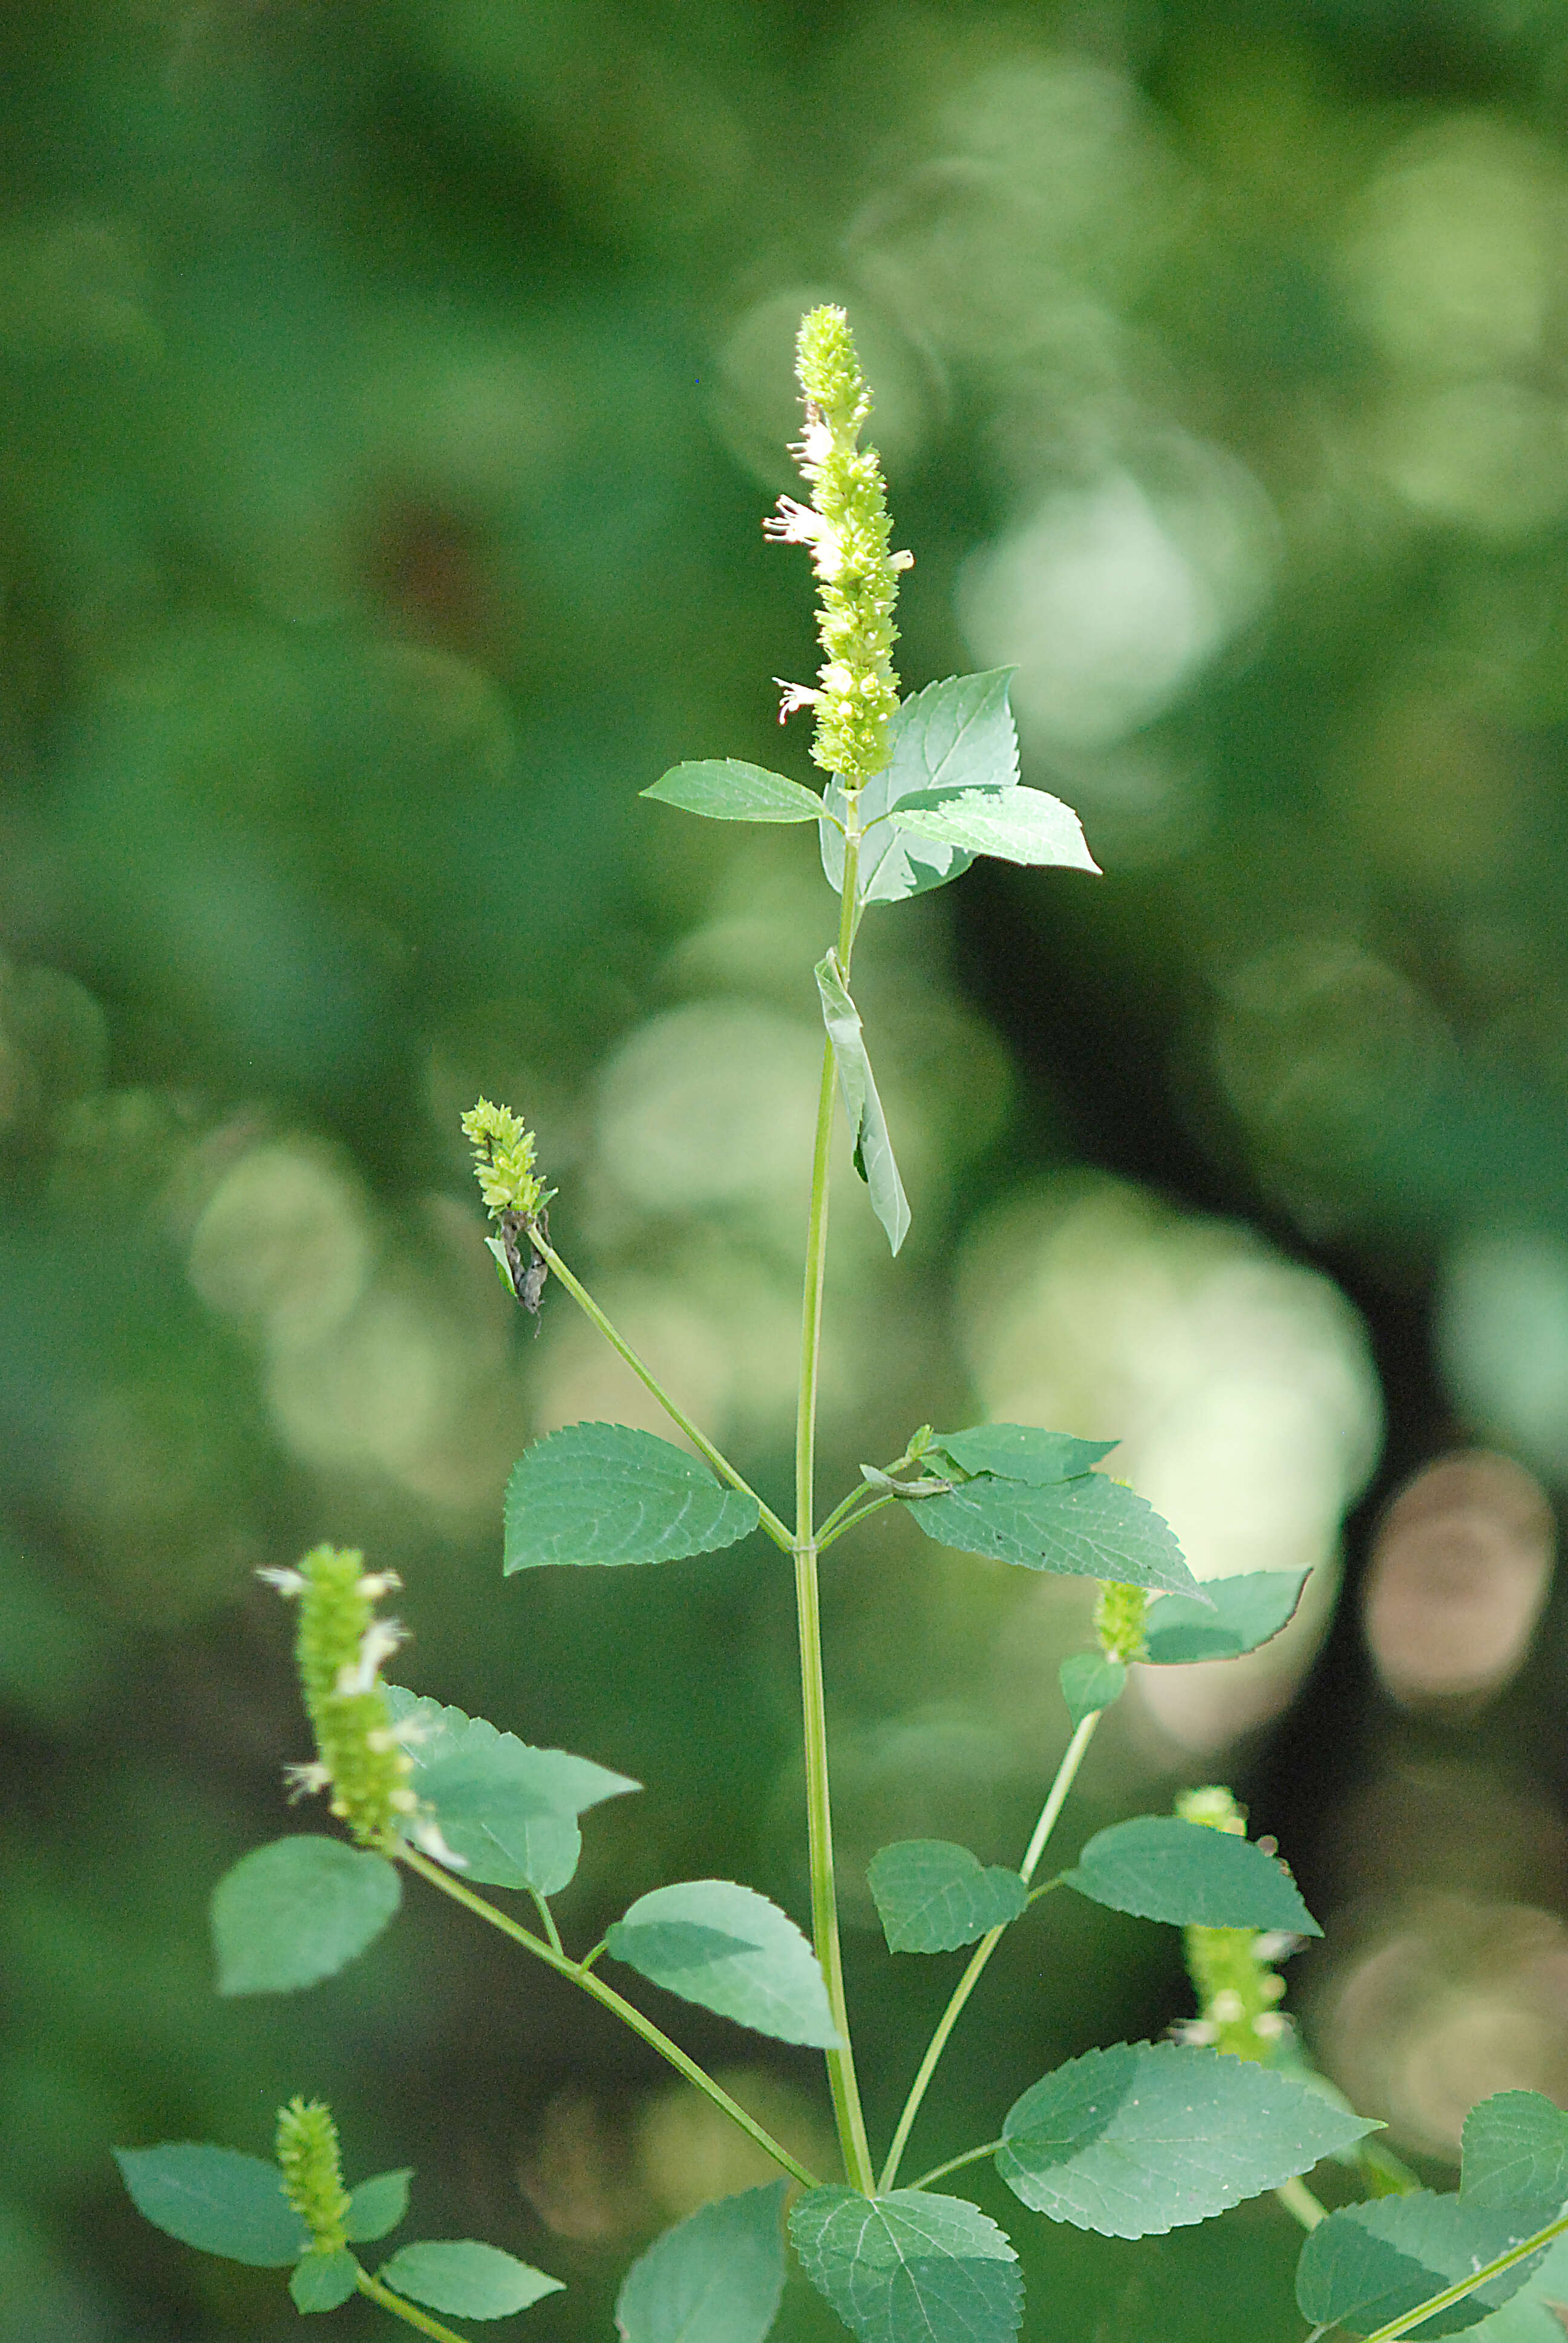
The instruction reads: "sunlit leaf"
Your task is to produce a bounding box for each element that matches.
[867,1839,1028,1953]
[344,2169,413,2244]
[1062,1815,1319,1934]
[504,1423,760,1571]
[642,761,825,823]
[615,2181,787,2343]
[820,670,1019,906]
[387,1686,638,1896]
[931,1426,1117,1484]
[894,784,1098,872]
[379,2241,563,2319]
[113,2144,308,2267]
[997,2042,1378,2237]
[814,951,910,1255]
[290,2249,360,2312]
[606,1878,840,2047]
[1059,1652,1128,1728]
[912,1470,1203,1596]
[211,1837,400,1996]
[791,2186,1022,2343]
[1142,1570,1311,1665]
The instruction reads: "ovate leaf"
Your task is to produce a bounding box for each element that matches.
[113,2143,309,2266]
[345,2169,413,2244]
[790,2186,1022,2343]
[379,2241,563,2319]
[814,951,910,1256]
[1062,1816,1320,1935]
[505,1423,760,1571]
[820,669,1020,906]
[291,2250,361,2312]
[932,1426,1117,1484]
[867,1840,1028,1953]
[615,2181,787,2343]
[606,1879,840,2047]
[997,2042,1378,2237]
[643,761,825,824]
[387,1686,638,1896]
[1142,1571,1311,1665]
[211,1837,400,1996]
[913,1471,1203,1598]
[1059,1653,1128,1729]
[1461,2091,1568,2223]
[895,784,1098,873]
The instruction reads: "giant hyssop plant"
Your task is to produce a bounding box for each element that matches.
[119,312,1568,2343]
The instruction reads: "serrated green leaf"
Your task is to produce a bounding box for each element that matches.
[113,2144,309,2267]
[211,1837,400,1996]
[1062,1816,1320,1935]
[344,2169,413,2244]
[789,2186,1022,2343]
[1059,1652,1128,1729]
[814,951,909,1256]
[932,1426,1117,1484]
[379,2241,563,2319]
[1462,2091,1568,2224]
[606,1879,840,2047]
[894,784,1098,873]
[615,2181,787,2343]
[1142,1570,1311,1664]
[820,670,1019,906]
[504,1423,760,1572]
[867,1840,1028,1953]
[643,761,825,824]
[912,1470,1204,1597]
[291,2249,361,2312]
[998,2042,1377,2237]
[386,1686,638,1895]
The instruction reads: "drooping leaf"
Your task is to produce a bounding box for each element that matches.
[386,1686,638,1896]
[997,2042,1377,2237]
[504,1423,760,1572]
[867,1840,1028,1953]
[1059,1653,1129,1729]
[615,2181,787,2343]
[211,1837,400,1996]
[642,761,825,824]
[931,1426,1117,1484]
[814,951,910,1256]
[820,669,1020,906]
[789,2186,1022,2343]
[1142,1570,1311,1665]
[344,2169,413,2244]
[113,2144,309,2267]
[1062,1816,1319,1935]
[379,2241,563,2319]
[912,1470,1204,1598]
[606,1879,840,2047]
[291,2249,361,2312]
[894,784,1099,873]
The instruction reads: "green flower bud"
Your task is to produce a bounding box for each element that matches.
[765,304,910,794]
[1094,1581,1151,1662]
[1175,1786,1297,2063]
[461,1097,549,1221]
[276,2097,351,2254]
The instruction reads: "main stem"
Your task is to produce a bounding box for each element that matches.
[794,818,875,2195]
[879,1707,1103,2194]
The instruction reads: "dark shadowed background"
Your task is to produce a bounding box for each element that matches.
[7,3,1568,2337]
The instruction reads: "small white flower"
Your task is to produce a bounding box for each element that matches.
[1170,2018,1219,2046]
[356,1571,403,1599]
[1253,2011,1289,2039]
[1253,1932,1302,1964]
[774,678,820,722]
[335,1619,407,1697]
[409,1815,469,1869]
[762,495,823,546]
[890,548,914,571]
[1210,1990,1246,2024]
[256,1566,307,1597]
[284,1760,332,1801]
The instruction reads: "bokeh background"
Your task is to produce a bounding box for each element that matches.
[8,2,1568,2336]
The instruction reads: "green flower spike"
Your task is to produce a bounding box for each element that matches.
[276,2098,352,2256]
[1094,1579,1151,1662]
[461,1098,554,1314]
[258,1545,465,1869]
[1174,1785,1295,2063]
[766,303,911,793]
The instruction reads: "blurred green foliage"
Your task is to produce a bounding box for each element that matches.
[8,3,1568,2338]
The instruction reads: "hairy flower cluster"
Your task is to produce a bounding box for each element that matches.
[275,2097,351,2255]
[260,1545,462,1866]
[1174,1786,1295,2062]
[461,1097,548,1221]
[1094,1580,1151,1662]
[766,304,910,793]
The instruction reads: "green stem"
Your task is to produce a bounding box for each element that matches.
[1358,2205,1568,2343]
[906,2141,1003,2193]
[793,812,875,2196]
[400,1849,819,2191]
[878,1709,1103,2194]
[1275,2177,1328,2230]
[526,1234,792,1555]
[529,1890,563,1956]
[817,1490,897,1554]
[357,2268,473,2342]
